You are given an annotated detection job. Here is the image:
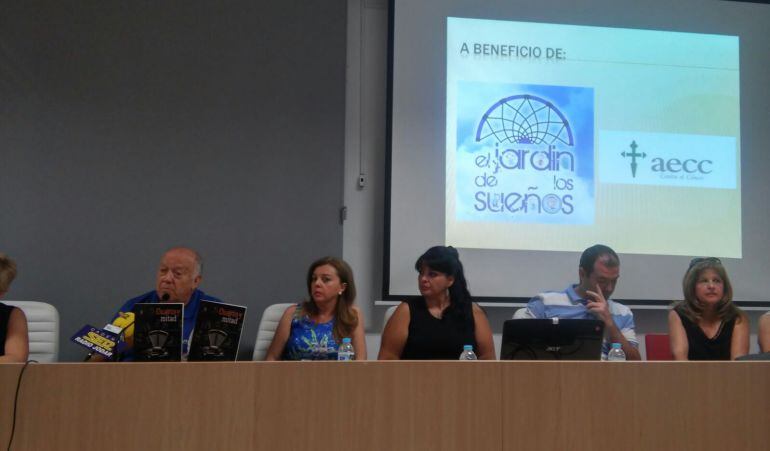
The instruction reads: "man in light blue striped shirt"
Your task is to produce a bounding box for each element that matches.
[521,244,641,360]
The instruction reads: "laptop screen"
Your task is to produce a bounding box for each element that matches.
[500,319,605,360]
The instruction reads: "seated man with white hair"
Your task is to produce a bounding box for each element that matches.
[95,247,221,361]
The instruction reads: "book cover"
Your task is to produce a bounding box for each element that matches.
[131,303,184,362]
[188,300,247,362]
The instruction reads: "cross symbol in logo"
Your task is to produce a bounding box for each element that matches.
[621,140,646,178]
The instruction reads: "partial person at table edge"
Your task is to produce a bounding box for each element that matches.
[760,311,770,353]
[0,253,29,363]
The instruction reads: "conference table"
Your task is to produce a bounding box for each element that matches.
[1,361,768,450]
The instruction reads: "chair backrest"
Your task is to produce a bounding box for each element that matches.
[365,333,381,360]
[252,303,294,360]
[3,300,60,362]
[512,307,530,319]
[645,333,673,360]
[383,305,398,330]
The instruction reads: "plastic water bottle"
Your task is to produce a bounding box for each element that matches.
[607,343,626,361]
[337,337,355,361]
[459,344,477,360]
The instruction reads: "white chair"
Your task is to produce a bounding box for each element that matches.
[512,307,530,319]
[252,303,294,360]
[3,300,60,362]
[365,333,381,360]
[373,305,399,360]
[383,305,398,329]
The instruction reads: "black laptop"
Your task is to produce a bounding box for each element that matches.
[500,318,605,360]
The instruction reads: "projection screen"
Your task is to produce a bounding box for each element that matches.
[385,0,770,306]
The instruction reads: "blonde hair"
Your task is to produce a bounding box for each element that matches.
[0,253,18,294]
[674,258,740,324]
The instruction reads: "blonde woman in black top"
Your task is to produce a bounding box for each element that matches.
[668,257,748,360]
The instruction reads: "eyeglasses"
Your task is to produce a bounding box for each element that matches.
[688,257,722,269]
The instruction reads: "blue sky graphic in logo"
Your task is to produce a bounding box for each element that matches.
[454,82,595,224]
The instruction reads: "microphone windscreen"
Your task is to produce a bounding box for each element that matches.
[113,312,135,346]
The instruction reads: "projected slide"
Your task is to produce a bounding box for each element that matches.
[446,18,741,257]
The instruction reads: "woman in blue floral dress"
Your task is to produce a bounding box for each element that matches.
[265,257,366,360]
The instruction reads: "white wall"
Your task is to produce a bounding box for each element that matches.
[343,0,389,329]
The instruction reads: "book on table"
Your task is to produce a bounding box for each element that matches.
[187,300,247,362]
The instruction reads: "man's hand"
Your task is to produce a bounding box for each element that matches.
[584,283,613,326]
[585,283,642,361]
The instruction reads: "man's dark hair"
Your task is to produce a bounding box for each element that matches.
[579,244,619,277]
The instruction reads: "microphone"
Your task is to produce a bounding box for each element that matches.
[104,312,136,347]
[75,311,137,361]
[72,322,120,361]
[114,292,168,340]
[79,293,172,361]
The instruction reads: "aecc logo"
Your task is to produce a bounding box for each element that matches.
[621,140,713,178]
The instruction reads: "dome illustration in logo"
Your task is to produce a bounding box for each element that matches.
[475,94,574,146]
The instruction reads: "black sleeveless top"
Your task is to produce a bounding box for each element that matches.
[401,297,477,360]
[0,302,14,357]
[675,309,735,360]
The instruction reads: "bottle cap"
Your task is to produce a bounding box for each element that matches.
[463,345,473,351]
[342,337,352,343]
[611,343,621,348]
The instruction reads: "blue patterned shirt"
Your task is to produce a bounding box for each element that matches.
[282,305,339,360]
